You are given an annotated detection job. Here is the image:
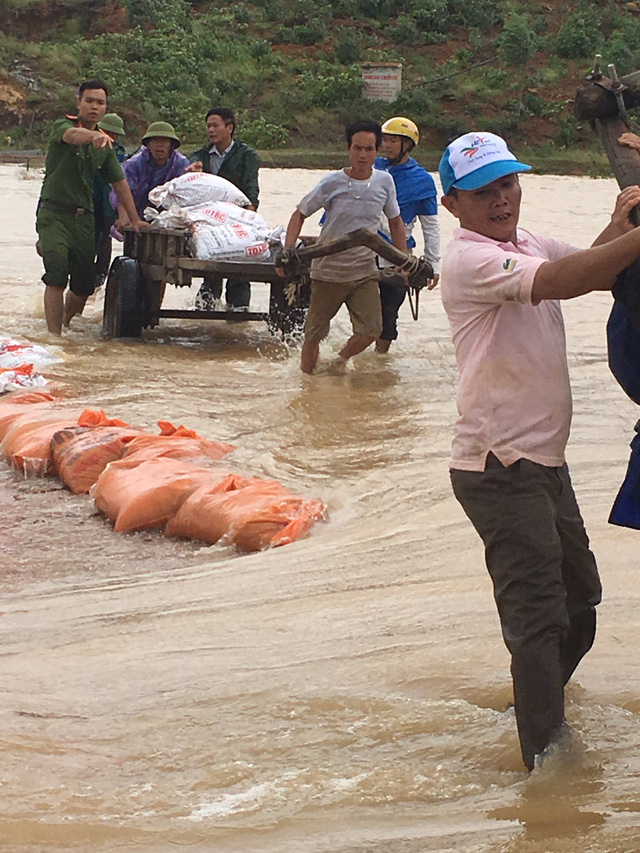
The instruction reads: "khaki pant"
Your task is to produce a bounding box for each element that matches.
[304,277,382,344]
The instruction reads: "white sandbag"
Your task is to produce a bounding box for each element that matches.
[0,338,62,369]
[148,173,251,210]
[0,369,48,394]
[182,201,269,236]
[190,223,271,263]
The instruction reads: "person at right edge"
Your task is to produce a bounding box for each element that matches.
[438,130,640,771]
[188,107,260,311]
[374,116,440,352]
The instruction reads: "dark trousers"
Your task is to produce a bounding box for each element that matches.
[379,277,407,341]
[94,226,112,287]
[450,454,602,770]
[197,276,250,308]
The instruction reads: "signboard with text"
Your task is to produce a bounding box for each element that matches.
[362,63,402,103]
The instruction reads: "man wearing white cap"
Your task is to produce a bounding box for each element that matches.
[438,131,640,771]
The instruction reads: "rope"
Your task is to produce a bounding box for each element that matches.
[407,285,420,320]
[395,255,421,276]
[284,281,299,306]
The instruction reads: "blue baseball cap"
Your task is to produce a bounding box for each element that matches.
[439,132,531,195]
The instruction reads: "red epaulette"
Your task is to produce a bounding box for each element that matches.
[65,113,84,127]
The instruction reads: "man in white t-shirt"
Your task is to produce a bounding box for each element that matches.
[439,131,640,771]
[279,120,407,374]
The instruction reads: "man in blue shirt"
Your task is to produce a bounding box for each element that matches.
[374,116,440,352]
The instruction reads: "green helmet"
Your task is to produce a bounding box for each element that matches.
[142,120,181,147]
[98,113,125,135]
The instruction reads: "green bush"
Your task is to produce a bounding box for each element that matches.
[239,115,289,148]
[333,26,363,64]
[555,3,599,59]
[498,13,538,68]
[556,116,579,148]
[293,20,328,45]
[603,16,640,75]
[449,0,502,32]
[232,2,252,23]
[409,0,448,32]
[388,13,420,45]
[605,30,636,76]
[296,63,364,108]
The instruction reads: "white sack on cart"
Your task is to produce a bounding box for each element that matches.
[182,202,269,235]
[143,206,189,229]
[149,173,251,210]
[190,222,271,263]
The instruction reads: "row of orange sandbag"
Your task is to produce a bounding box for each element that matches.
[0,390,325,552]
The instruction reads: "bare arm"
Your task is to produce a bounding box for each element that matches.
[532,185,640,302]
[111,179,146,232]
[388,214,408,254]
[284,209,306,249]
[62,127,112,149]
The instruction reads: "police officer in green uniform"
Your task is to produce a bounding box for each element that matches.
[36,78,145,335]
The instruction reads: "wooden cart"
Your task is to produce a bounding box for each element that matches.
[102,226,309,340]
[102,226,433,340]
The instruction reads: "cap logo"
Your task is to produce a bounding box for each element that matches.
[461,136,492,159]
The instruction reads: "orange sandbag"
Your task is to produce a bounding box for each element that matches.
[166,478,325,551]
[0,390,57,405]
[92,457,232,533]
[122,420,234,463]
[51,425,146,494]
[0,400,58,441]
[76,409,130,428]
[0,410,84,475]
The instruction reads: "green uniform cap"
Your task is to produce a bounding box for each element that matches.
[142,121,181,147]
[98,113,125,135]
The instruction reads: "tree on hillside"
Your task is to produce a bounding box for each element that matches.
[498,12,538,116]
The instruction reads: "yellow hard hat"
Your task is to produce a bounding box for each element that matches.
[381,116,419,145]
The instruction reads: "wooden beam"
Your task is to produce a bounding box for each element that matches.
[574,71,640,121]
[594,115,640,225]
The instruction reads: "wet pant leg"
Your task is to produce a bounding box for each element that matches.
[379,279,407,341]
[555,466,602,684]
[94,226,112,287]
[225,279,251,308]
[450,454,601,770]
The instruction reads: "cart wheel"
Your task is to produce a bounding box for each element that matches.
[102,256,145,339]
[268,279,310,340]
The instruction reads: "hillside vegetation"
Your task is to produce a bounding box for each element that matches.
[1,0,640,170]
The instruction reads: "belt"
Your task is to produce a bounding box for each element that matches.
[39,199,92,216]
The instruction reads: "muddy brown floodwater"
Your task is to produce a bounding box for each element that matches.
[1,163,640,852]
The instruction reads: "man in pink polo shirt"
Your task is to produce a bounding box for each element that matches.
[439,131,640,771]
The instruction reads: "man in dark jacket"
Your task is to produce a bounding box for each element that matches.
[188,107,260,309]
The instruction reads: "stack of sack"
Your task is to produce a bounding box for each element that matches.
[0,391,325,552]
[0,337,62,393]
[145,173,278,264]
